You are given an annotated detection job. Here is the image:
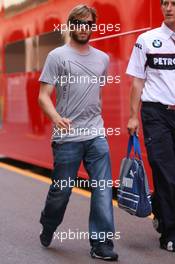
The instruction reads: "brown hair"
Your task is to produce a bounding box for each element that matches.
[67,4,97,25]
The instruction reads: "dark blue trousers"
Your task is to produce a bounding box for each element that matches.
[40,136,115,244]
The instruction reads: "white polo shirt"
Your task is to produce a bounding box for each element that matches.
[126,23,175,105]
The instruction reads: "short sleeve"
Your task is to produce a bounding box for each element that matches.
[39,54,60,85]
[104,54,110,77]
[100,54,110,87]
[126,35,147,79]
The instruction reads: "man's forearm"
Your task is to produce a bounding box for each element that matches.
[38,94,61,123]
[129,78,144,118]
[130,86,142,118]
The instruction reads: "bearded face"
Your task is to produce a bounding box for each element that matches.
[69,14,94,44]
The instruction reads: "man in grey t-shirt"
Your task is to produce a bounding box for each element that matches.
[38,5,118,261]
[39,43,108,143]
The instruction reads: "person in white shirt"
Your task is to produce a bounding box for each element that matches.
[126,0,175,252]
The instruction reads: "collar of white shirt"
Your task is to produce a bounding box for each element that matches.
[161,22,175,40]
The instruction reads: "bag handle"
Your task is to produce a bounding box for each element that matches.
[127,133,142,160]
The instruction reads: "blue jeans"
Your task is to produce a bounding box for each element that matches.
[40,136,115,244]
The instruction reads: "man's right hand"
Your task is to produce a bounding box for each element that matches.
[54,116,72,130]
[127,117,139,136]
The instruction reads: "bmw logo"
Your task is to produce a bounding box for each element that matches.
[152,40,162,48]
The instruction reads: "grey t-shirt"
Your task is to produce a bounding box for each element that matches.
[39,43,109,143]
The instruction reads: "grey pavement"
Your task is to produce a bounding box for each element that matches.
[0,166,174,264]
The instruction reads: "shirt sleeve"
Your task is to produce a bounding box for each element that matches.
[102,54,110,86]
[39,53,60,85]
[126,35,147,79]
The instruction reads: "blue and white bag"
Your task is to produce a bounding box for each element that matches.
[117,134,152,217]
